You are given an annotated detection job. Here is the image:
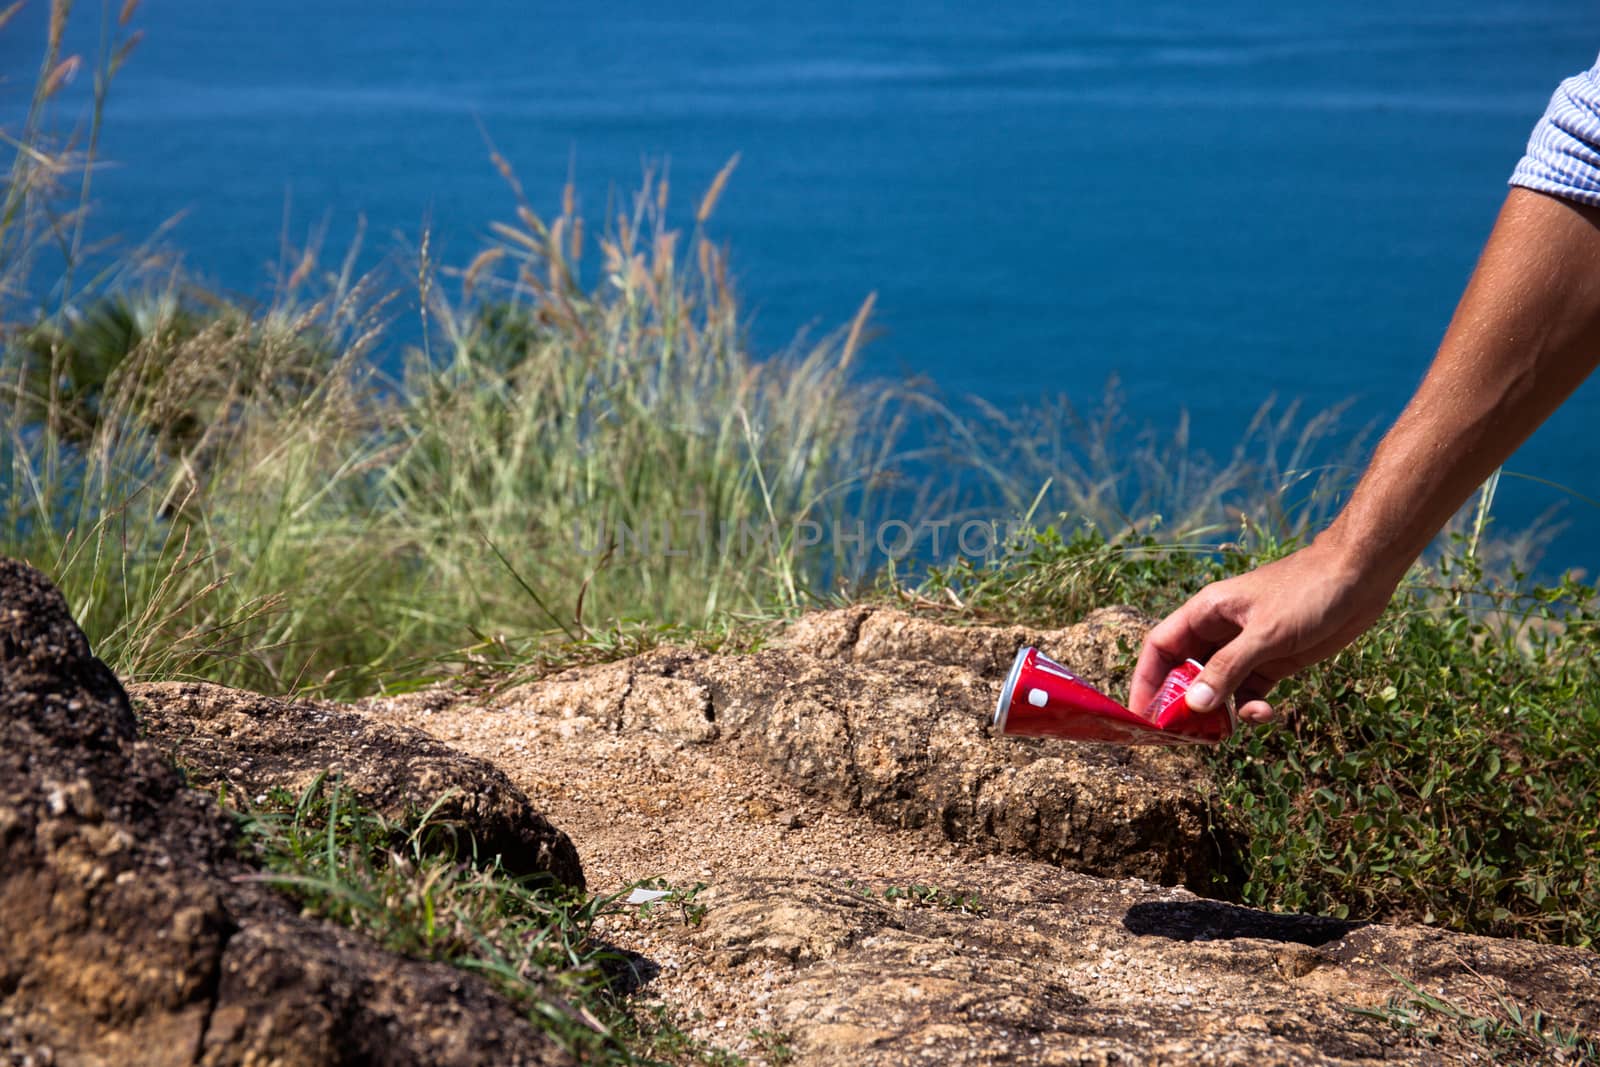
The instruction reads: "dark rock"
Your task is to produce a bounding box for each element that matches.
[0,557,136,752]
[0,558,576,1066]
[132,681,584,889]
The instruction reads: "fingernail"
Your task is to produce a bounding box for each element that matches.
[1185,682,1218,712]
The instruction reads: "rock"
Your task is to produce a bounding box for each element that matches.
[779,604,1149,684]
[497,608,1231,889]
[0,558,576,1066]
[193,911,565,1066]
[132,681,584,888]
[673,866,1600,1066]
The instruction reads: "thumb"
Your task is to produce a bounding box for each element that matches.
[1185,631,1271,713]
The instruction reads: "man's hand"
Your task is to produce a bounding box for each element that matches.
[1128,188,1600,726]
[1129,540,1402,723]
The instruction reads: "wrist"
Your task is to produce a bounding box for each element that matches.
[1309,521,1416,591]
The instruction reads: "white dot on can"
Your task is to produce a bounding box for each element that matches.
[1027,688,1049,707]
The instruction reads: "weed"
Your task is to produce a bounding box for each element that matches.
[916,524,1225,626]
[233,775,628,1057]
[934,524,1600,947]
[1211,549,1600,946]
[628,879,711,928]
[1347,967,1600,1064]
[748,1028,797,1066]
[845,879,988,916]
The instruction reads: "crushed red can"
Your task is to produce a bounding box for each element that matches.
[993,647,1235,746]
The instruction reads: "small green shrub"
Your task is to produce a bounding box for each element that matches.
[235,775,626,1057]
[1213,554,1600,946]
[917,524,1227,625]
[937,526,1600,947]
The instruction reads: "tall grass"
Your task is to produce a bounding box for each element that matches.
[235,774,739,1064]
[3,244,1388,696]
[949,386,1366,544]
[383,160,901,628]
[2,173,903,692]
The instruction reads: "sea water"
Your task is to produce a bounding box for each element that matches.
[7,0,1599,573]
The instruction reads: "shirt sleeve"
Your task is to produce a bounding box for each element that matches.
[1510,55,1600,208]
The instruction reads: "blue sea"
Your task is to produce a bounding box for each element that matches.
[8,1,1600,574]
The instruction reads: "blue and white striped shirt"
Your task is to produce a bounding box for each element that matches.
[1511,54,1600,206]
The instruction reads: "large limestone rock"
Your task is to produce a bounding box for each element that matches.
[15,569,1595,1065]
[0,558,577,1066]
[495,606,1234,889]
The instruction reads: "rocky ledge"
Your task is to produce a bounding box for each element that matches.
[4,561,1597,1065]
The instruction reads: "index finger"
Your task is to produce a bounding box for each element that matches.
[1128,594,1240,712]
[1129,637,1183,715]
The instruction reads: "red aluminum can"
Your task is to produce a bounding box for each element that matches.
[1142,658,1235,744]
[993,647,1234,746]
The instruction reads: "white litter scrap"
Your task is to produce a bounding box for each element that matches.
[624,888,673,905]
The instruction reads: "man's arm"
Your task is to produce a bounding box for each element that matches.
[1130,187,1600,722]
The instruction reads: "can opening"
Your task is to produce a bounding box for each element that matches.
[993,646,1030,732]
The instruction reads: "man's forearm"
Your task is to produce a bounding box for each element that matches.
[1316,188,1600,580]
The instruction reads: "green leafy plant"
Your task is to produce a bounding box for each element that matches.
[1348,967,1600,1063]
[628,879,711,928]
[916,524,1227,626]
[1210,550,1600,946]
[905,521,1600,948]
